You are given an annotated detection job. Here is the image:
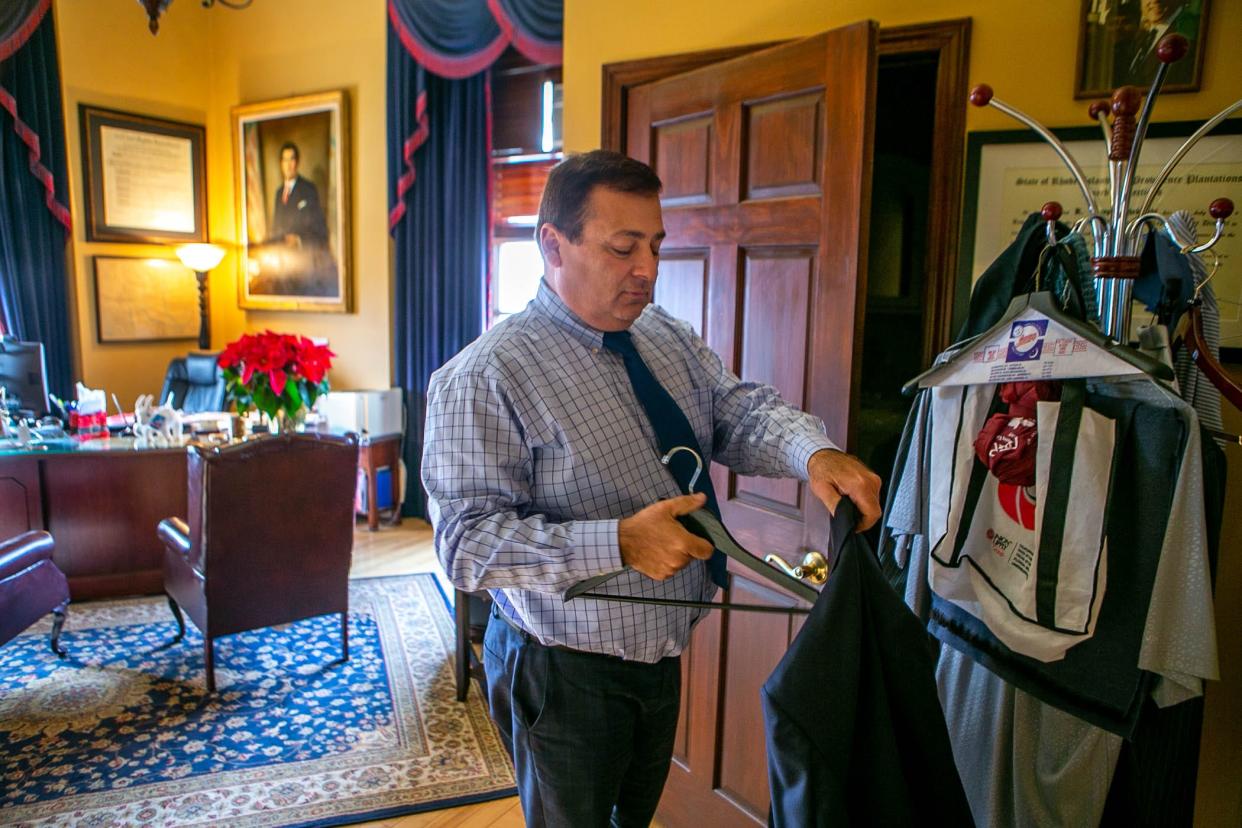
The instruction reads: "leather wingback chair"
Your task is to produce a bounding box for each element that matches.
[159,352,227,413]
[157,432,359,691]
[0,531,69,657]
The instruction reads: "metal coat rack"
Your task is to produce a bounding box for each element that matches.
[969,33,1238,343]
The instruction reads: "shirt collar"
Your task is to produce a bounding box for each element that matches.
[533,280,608,350]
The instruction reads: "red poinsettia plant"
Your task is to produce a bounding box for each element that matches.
[218,330,334,425]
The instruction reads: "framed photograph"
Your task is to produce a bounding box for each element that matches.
[958,119,1242,355]
[1076,0,1210,99]
[231,90,351,313]
[79,106,207,244]
[93,256,200,344]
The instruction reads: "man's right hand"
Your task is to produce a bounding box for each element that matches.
[618,492,715,581]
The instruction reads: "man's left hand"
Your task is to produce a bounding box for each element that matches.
[807,449,883,532]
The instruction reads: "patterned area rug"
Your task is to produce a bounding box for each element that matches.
[0,574,515,827]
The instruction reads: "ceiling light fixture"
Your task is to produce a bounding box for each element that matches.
[138,0,254,35]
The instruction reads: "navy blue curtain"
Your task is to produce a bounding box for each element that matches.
[0,1,73,399]
[387,0,560,518]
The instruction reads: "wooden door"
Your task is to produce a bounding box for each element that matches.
[627,22,878,826]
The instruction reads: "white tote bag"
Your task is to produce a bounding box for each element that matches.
[927,382,1115,662]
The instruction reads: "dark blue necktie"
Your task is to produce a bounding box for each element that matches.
[603,330,729,588]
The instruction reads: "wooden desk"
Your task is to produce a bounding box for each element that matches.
[0,439,186,600]
[358,433,402,531]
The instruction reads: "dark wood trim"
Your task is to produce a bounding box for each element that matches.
[600,19,972,359]
[878,19,972,358]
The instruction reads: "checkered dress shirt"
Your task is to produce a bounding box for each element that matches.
[422,281,837,662]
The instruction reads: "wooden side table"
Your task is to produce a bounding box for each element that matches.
[358,433,403,531]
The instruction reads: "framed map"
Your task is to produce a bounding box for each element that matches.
[92,257,199,344]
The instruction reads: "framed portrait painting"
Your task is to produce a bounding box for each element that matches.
[79,105,207,244]
[1076,0,1210,98]
[958,119,1242,356]
[231,90,351,312]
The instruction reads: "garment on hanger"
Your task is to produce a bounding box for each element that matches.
[762,501,973,827]
[878,212,1220,824]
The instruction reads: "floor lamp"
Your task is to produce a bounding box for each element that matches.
[176,244,226,350]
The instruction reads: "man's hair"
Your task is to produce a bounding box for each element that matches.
[536,150,662,243]
[280,141,300,161]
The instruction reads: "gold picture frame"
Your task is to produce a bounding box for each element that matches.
[1075,0,1210,99]
[231,90,351,313]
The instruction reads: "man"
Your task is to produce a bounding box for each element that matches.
[253,141,337,297]
[422,150,882,827]
[1119,0,1198,85]
[270,141,328,247]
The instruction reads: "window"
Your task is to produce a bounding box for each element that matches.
[488,49,562,327]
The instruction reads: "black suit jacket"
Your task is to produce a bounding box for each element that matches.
[271,175,328,245]
[762,501,974,827]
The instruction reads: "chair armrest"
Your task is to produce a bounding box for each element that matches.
[158,518,191,558]
[0,531,55,580]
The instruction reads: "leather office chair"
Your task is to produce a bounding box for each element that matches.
[159,352,227,413]
[0,531,69,657]
[157,432,359,692]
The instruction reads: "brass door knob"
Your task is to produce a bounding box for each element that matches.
[764,550,828,585]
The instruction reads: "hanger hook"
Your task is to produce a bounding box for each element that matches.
[1193,251,1222,303]
[661,445,703,494]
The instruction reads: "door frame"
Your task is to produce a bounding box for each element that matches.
[601,18,971,359]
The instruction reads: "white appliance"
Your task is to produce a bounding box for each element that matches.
[314,388,403,437]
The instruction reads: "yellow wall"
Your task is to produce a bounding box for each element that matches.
[55,0,212,407]
[54,0,390,407]
[563,3,1242,825]
[563,0,1242,152]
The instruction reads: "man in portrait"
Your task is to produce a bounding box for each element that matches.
[250,140,339,297]
[1115,0,1200,86]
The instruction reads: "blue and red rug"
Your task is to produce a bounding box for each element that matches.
[0,574,515,827]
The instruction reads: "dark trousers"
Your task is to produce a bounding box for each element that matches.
[482,606,681,827]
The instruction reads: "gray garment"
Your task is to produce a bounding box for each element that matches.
[883,373,1218,825]
[1168,210,1225,436]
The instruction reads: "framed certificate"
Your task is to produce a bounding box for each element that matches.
[79,105,207,244]
[959,119,1242,355]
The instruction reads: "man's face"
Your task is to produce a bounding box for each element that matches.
[1141,0,1173,26]
[280,148,298,182]
[541,187,665,332]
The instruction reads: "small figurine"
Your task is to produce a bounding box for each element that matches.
[132,394,184,448]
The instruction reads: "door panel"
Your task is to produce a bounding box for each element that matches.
[626,21,877,827]
[655,254,709,336]
[652,116,715,206]
[743,93,823,199]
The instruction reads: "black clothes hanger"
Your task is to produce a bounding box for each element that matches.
[564,495,863,614]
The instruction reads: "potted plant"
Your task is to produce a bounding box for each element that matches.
[218,331,334,433]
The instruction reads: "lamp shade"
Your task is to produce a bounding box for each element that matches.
[176,243,226,272]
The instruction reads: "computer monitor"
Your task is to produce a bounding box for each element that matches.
[0,338,50,418]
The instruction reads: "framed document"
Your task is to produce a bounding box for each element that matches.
[231,90,351,313]
[93,256,200,344]
[959,119,1242,355]
[80,105,207,243]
